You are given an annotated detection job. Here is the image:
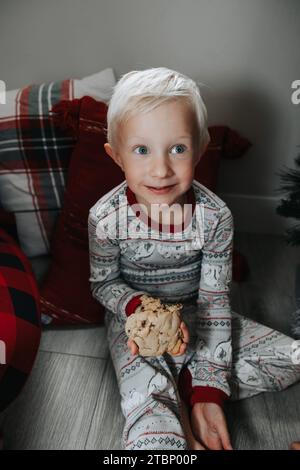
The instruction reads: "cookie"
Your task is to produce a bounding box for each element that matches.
[125,295,184,356]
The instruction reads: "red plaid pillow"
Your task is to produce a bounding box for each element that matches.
[0,207,19,245]
[0,68,116,257]
[39,96,251,325]
[0,229,41,411]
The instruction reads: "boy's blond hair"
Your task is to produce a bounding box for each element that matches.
[105,67,210,154]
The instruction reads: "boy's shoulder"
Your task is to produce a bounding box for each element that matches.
[192,179,230,214]
[89,180,127,220]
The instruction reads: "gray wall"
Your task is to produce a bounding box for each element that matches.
[1,0,299,234]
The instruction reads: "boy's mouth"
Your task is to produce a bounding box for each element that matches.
[146,184,176,194]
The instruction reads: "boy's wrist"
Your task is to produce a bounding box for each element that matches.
[190,386,229,409]
[125,295,143,317]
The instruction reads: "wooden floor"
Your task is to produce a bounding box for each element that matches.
[1,231,300,450]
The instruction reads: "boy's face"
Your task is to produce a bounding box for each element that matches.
[104,99,205,210]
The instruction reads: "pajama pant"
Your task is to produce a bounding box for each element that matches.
[105,304,300,450]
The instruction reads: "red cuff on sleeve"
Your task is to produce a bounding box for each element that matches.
[190,386,229,408]
[178,366,229,409]
[125,295,143,317]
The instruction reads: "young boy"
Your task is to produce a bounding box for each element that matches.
[88,67,300,450]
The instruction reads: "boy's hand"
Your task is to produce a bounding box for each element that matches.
[170,321,189,356]
[127,321,189,357]
[127,338,139,356]
[191,402,233,450]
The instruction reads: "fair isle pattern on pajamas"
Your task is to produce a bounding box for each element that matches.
[88,179,300,450]
[105,307,300,450]
[88,179,234,397]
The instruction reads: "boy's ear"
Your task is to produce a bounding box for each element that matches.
[104,143,124,171]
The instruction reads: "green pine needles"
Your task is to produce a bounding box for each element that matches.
[276,149,300,246]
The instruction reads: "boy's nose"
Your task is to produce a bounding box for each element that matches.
[149,155,172,178]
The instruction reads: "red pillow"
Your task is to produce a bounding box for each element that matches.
[0,228,41,411]
[39,97,124,324]
[40,96,251,325]
[196,125,252,191]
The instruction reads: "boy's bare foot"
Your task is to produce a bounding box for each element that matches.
[290,441,300,450]
[180,399,205,450]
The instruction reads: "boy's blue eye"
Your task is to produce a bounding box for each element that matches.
[134,146,148,155]
[170,144,186,154]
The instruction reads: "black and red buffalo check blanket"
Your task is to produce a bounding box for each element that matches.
[0,228,41,411]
